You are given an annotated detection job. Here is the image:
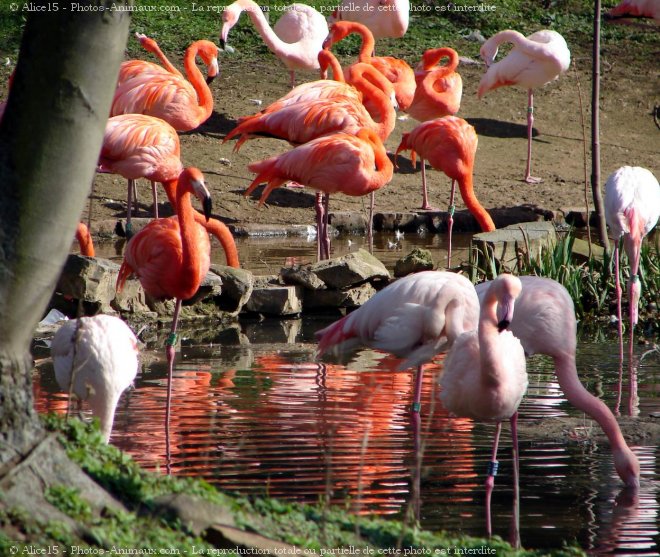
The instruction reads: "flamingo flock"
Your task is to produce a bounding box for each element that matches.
[37,0,660,543]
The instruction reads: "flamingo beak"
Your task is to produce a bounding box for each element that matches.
[322,36,333,50]
[192,179,213,221]
[206,59,220,84]
[202,196,213,221]
[496,296,516,331]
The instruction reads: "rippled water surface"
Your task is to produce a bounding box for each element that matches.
[33,316,660,554]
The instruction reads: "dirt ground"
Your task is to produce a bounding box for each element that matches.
[89,33,659,233]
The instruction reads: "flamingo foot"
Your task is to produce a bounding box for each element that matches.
[419,204,441,211]
[284,181,305,189]
[524,175,542,184]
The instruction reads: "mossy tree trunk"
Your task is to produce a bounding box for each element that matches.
[0,4,131,471]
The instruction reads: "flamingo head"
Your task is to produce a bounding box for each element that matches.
[493,274,522,331]
[479,41,499,68]
[628,274,641,326]
[220,3,241,48]
[613,447,641,489]
[135,32,159,55]
[324,21,355,48]
[196,41,220,84]
[182,167,212,221]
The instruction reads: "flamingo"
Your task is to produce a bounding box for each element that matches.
[117,33,183,85]
[475,275,641,488]
[75,222,95,257]
[477,30,571,184]
[605,166,660,385]
[98,114,239,268]
[440,274,527,538]
[110,39,218,132]
[607,0,660,21]
[51,314,140,443]
[324,21,415,111]
[220,0,328,88]
[404,47,463,210]
[328,0,410,39]
[245,128,393,260]
[316,270,479,412]
[116,167,212,433]
[224,61,396,150]
[395,116,495,267]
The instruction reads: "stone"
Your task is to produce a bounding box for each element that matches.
[280,265,326,290]
[56,254,118,306]
[246,284,303,316]
[561,207,597,228]
[186,271,224,306]
[210,264,255,315]
[303,282,377,310]
[373,212,428,232]
[571,237,605,263]
[394,248,435,277]
[243,318,302,343]
[328,211,368,233]
[471,221,557,270]
[310,249,390,289]
[228,223,318,237]
[150,493,234,535]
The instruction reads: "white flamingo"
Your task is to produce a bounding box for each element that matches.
[51,315,140,443]
[328,0,410,39]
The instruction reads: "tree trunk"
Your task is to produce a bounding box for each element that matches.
[0,4,131,468]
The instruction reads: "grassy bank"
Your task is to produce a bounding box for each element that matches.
[0,416,586,556]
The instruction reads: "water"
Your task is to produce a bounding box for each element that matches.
[33,320,660,554]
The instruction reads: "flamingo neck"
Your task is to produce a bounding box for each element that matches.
[183,43,213,118]
[349,65,395,140]
[364,135,394,193]
[90,391,121,443]
[423,47,459,75]
[75,222,95,257]
[238,0,296,57]
[319,50,345,82]
[140,36,180,75]
[457,173,495,232]
[478,291,504,386]
[353,26,376,62]
[442,297,467,346]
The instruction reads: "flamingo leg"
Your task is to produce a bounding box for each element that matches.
[410,408,422,522]
[447,179,456,269]
[315,192,325,261]
[411,364,424,413]
[126,178,135,238]
[627,272,640,416]
[419,159,438,211]
[509,412,521,548]
[151,180,159,219]
[485,421,502,538]
[322,194,331,260]
[613,241,625,416]
[164,297,182,472]
[524,89,542,184]
[289,70,296,89]
[367,191,375,254]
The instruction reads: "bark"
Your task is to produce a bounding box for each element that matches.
[0,4,131,468]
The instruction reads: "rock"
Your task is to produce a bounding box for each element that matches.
[304,282,377,310]
[280,265,326,290]
[150,493,234,535]
[243,318,302,343]
[186,271,224,305]
[310,249,390,289]
[228,223,317,237]
[471,221,557,269]
[328,211,368,233]
[571,237,605,263]
[394,248,435,277]
[561,207,597,228]
[373,212,428,231]
[246,284,303,316]
[210,264,254,315]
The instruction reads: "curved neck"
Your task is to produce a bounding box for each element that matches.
[75,222,95,257]
[348,64,395,140]
[422,47,459,75]
[363,134,394,193]
[319,50,345,82]
[239,0,297,57]
[478,290,503,384]
[489,29,552,60]
[140,36,181,75]
[354,27,376,62]
[457,173,495,232]
[183,43,214,117]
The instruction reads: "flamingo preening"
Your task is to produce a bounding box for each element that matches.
[328,0,410,40]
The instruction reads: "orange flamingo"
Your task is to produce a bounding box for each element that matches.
[116,167,212,434]
[478,30,570,183]
[323,21,415,111]
[405,47,463,210]
[224,62,396,149]
[117,33,183,86]
[99,114,239,267]
[75,222,95,257]
[395,116,495,267]
[245,128,393,260]
[111,40,219,132]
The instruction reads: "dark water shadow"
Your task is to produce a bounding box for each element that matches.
[243,183,317,209]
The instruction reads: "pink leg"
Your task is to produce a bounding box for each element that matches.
[447,179,456,269]
[315,192,325,261]
[151,181,158,219]
[410,408,422,521]
[419,159,439,211]
[411,364,424,414]
[126,179,135,238]
[485,421,502,538]
[509,412,521,548]
[164,298,182,473]
[613,243,625,415]
[322,194,331,260]
[289,70,296,89]
[367,191,375,255]
[524,90,542,184]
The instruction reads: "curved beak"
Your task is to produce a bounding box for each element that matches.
[192,178,213,222]
[496,295,516,331]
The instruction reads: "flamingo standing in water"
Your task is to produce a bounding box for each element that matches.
[605,166,660,403]
[220,0,328,88]
[316,270,479,413]
[323,21,415,111]
[396,117,495,267]
[51,314,140,443]
[116,167,212,434]
[111,39,219,132]
[405,47,463,210]
[475,275,641,488]
[477,29,570,184]
[99,114,239,267]
[328,0,410,39]
[440,274,527,538]
[245,128,393,260]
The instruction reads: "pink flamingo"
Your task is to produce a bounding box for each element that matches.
[111,39,218,132]
[478,30,570,184]
[475,275,641,488]
[605,166,660,409]
[245,128,393,260]
[51,314,140,443]
[221,0,328,88]
[316,270,480,412]
[98,114,239,267]
[395,117,495,267]
[116,167,212,434]
[607,0,660,20]
[323,21,415,111]
[405,47,463,210]
[75,222,95,257]
[328,0,410,39]
[440,274,527,538]
[117,33,184,86]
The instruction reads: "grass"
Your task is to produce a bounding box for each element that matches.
[0,415,587,555]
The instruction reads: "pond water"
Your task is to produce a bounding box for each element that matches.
[38,232,660,553]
